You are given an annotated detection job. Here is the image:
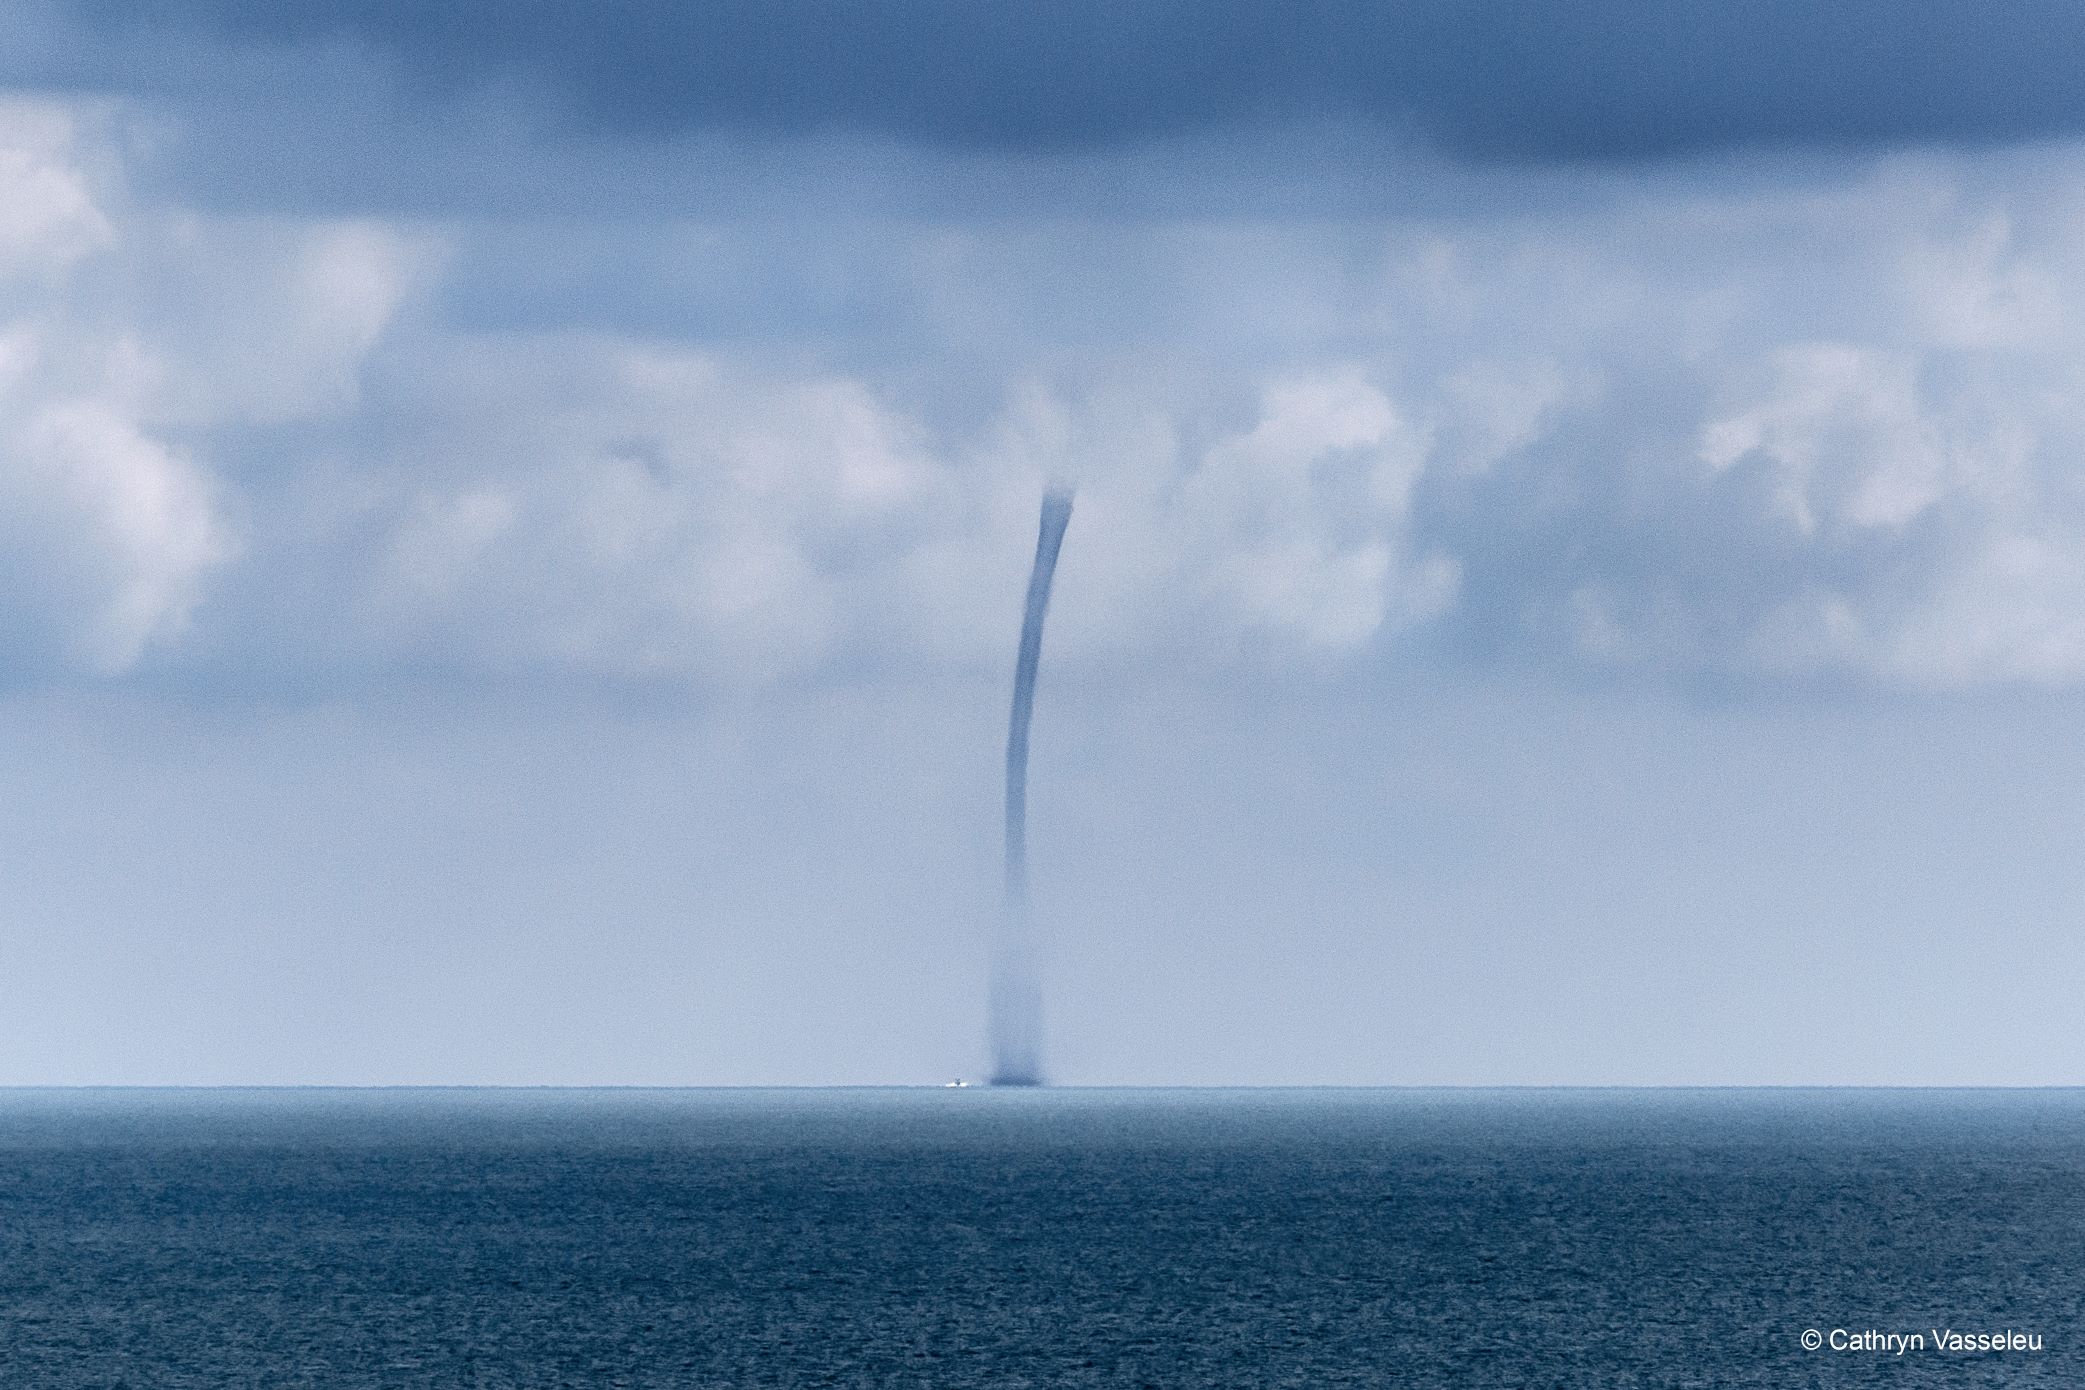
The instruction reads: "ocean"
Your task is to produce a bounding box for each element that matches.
[0,1088,2077,1386]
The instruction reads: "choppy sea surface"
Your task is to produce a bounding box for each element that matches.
[1,1088,2081,1387]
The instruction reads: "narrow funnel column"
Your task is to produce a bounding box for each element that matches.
[993,486,1073,1087]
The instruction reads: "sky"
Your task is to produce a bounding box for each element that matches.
[5,1,2085,1084]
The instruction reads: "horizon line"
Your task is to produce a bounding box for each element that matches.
[3,1082,2084,1093]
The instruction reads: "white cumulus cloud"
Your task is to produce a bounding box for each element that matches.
[20,93,2085,693]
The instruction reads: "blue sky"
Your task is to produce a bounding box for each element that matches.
[5,2,2085,1082]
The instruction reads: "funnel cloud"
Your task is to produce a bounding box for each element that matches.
[992,486,1074,1087]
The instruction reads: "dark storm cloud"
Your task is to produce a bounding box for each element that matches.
[29,0,2085,161]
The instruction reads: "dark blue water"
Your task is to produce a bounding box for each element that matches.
[0,1089,2079,1386]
